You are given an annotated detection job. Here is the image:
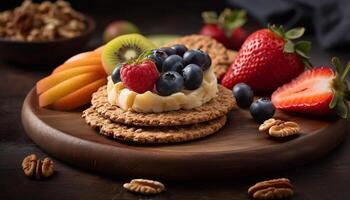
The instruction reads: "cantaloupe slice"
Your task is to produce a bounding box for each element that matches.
[52,57,101,74]
[65,51,100,63]
[37,65,106,94]
[52,78,107,110]
[39,73,103,108]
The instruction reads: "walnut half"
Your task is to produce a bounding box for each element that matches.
[123,179,165,195]
[248,178,294,200]
[21,154,54,179]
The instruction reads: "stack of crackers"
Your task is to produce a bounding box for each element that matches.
[82,35,236,144]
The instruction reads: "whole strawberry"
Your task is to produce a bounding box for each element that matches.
[272,57,350,119]
[121,59,159,93]
[221,25,312,93]
[199,9,247,50]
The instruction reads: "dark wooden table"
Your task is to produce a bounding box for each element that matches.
[1,2,350,199]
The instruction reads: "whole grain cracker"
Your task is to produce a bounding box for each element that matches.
[91,85,234,127]
[165,34,236,79]
[82,107,227,144]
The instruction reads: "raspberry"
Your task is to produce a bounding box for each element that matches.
[120,60,160,93]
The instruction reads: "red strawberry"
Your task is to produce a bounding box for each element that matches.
[272,57,350,119]
[199,9,247,50]
[121,59,159,93]
[221,25,312,93]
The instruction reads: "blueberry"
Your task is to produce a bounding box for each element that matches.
[162,55,184,73]
[182,64,203,90]
[156,71,184,96]
[250,98,275,123]
[148,54,163,72]
[152,49,168,61]
[202,53,212,70]
[111,64,122,83]
[159,47,176,56]
[233,83,254,108]
[171,44,188,56]
[183,49,207,70]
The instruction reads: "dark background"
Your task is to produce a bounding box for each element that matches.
[1,1,350,200]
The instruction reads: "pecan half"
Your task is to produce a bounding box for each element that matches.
[41,157,54,178]
[248,178,294,200]
[22,154,37,177]
[123,179,165,195]
[269,121,300,137]
[259,118,283,131]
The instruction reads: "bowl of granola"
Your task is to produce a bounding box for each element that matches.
[0,0,95,66]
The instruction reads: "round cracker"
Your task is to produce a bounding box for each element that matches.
[165,34,237,79]
[91,85,234,127]
[83,107,227,144]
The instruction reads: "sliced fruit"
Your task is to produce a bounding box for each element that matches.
[52,78,107,110]
[39,73,103,108]
[65,51,100,63]
[102,33,156,75]
[36,65,106,94]
[52,57,102,73]
[272,58,350,119]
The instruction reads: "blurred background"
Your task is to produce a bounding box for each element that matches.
[0,0,348,65]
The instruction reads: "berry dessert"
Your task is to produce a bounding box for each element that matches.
[107,45,217,113]
[199,8,247,50]
[272,57,350,119]
[221,25,312,93]
[83,36,235,143]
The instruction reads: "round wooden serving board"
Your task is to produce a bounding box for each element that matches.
[22,88,349,180]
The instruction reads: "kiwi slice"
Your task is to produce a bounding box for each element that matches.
[102,34,156,74]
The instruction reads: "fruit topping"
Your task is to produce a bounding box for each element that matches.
[111,64,122,83]
[147,53,163,72]
[120,60,160,94]
[199,8,247,50]
[182,64,204,90]
[156,71,184,96]
[272,57,350,119]
[221,25,311,93]
[233,83,254,108]
[159,47,177,56]
[162,55,184,73]
[102,34,156,75]
[183,49,211,70]
[113,44,213,96]
[171,44,188,56]
[250,98,276,123]
[103,20,140,43]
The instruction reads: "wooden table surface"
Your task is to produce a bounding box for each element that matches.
[1,2,350,199]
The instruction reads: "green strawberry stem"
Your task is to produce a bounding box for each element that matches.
[126,50,153,65]
[329,57,350,120]
[268,24,313,69]
[202,8,247,38]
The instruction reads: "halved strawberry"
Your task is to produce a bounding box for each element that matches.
[272,57,350,119]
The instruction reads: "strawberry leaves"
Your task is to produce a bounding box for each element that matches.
[329,57,350,120]
[269,25,312,69]
[202,8,247,38]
